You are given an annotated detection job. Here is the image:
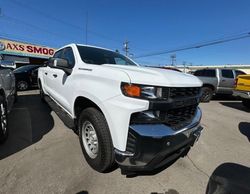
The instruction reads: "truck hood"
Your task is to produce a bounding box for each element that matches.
[103,64,202,87]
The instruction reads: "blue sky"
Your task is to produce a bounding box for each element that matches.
[1,0,250,66]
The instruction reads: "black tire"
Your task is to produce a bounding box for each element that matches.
[200,87,213,102]
[17,80,29,91]
[242,99,250,109]
[0,96,8,143]
[78,107,114,172]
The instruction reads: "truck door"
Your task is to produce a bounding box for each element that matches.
[218,69,235,94]
[45,49,64,99]
[46,47,75,113]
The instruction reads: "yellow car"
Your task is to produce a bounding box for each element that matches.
[233,74,250,108]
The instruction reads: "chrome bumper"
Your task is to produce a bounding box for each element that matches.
[233,90,250,99]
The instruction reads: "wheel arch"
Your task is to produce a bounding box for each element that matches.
[73,96,103,120]
[203,83,215,91]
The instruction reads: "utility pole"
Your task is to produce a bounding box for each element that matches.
[123,40,129,56]
[183,61,186,73]
[170,54,176,66]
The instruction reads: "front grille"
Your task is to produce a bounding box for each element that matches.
[130,87,201,131]
[161,105,197,130]
[162,87,201,99]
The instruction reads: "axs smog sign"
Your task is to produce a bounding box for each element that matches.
[0,39,56,58]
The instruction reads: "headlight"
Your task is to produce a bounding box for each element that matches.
[121,82,166,100]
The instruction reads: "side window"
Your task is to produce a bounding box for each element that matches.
[194,70,203,76]
[53,50,63,58]
[203,69,216,77]
[221,69,234,78]
[235,70,246,77]
[114,57,127,65]
[62,47,75,68]
[194,69,216,77]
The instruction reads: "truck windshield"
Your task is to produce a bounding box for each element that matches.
[77,45,138,66]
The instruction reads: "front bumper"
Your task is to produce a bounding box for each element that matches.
[233,90,250,99]
[115,107,202,171]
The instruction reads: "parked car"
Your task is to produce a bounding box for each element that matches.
[38,44,203,174]
[14,65,40,91]
[193,68,246,102]
[0,60,16,70]
[0,65,16,143]
[233,74,250,108]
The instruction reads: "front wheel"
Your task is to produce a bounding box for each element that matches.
[242,99,250,109]
[78,107,114,172]
[200,87,213,102]
[0,96,8,143]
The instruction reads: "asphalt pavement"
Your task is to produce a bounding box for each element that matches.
[0,90,249,194]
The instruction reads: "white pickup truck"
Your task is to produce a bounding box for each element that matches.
[38,44,203,173]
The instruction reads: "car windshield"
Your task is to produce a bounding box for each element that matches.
[77,45,138,66]
[14,65,38,73]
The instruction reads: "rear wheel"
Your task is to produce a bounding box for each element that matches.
[200,87,213,102]
[0,96,8,143]
[17,80,29,91]
[242,99,250,109]
[78,107,114,172]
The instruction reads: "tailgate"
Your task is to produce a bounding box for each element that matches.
[235,74,250,91]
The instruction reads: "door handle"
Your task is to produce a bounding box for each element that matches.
[45,72,48,75]
[53,74,57,78]
[222,79,226,82]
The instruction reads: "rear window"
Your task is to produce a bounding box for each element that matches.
[194,69,216,77]
[235,70,246,77]
[14,65,38,73]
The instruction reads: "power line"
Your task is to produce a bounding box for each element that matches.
[0,14,78,40]
[0,33,47,46]
[135,32,250,58]
[8,0,125,45]
[9,0,83,31]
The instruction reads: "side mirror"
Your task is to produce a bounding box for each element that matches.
[48,58,72,75]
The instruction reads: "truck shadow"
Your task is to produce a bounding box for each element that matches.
[238,122,250,142]
[124,156,180,178]
[212,94,238,101]
[0,93,54,159]
[219,101,250,113]
[206,163,250,194]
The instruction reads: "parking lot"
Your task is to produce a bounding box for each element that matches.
[0,90,249,194]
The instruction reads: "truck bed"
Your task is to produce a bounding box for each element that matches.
[235,74,250,91]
